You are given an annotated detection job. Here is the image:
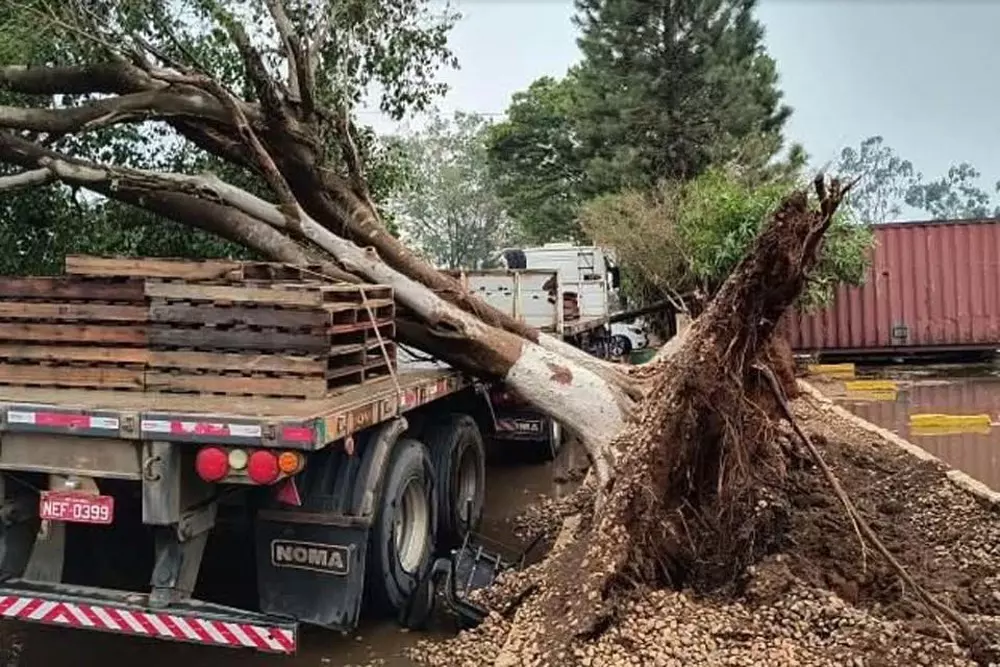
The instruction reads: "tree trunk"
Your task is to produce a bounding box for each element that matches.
[292,197,626,484]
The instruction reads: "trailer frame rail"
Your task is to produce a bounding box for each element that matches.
[0,579,297,653]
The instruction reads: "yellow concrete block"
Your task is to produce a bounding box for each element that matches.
[841,389,898,402]
[807,363,856,379]
[845,379,898,392]
[909,413,992,430]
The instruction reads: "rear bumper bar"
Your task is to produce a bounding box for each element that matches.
[0,580,297,654]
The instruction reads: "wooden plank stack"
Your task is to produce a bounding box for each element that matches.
[0,256,397,398]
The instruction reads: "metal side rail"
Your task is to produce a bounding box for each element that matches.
[0,579,297,654]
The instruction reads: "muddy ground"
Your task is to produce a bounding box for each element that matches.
[410,389,1000,666]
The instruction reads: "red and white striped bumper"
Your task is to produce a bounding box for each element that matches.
[0,581,296,654]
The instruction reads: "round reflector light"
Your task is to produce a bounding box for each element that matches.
[278,451,302,475]
[195,447,229,482]
[228,448,249,471]
[247,450,280,485]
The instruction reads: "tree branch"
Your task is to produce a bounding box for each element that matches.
[263,0,304,102]
[0,63,156,96]
[0,89,234,134]
[0,131,357,282]
[0,167,53,191]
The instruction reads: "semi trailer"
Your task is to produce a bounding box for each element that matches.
[0,257,604,655]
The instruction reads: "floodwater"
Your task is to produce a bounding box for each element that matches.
[833,362,1000,491]
[1,441,582,667]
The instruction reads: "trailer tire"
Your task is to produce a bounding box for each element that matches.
[424,414,485,547]
[367,438,436,626]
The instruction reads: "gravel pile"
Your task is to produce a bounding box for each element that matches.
[408,393,1000,666]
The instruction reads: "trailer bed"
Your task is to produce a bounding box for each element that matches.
[0,360,467,451]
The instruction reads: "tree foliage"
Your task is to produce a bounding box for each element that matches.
[904,163,999,220]
[0,0,451,272]
[485,75,584,244]
[487,0,793,244]
[580,168,874,313]
[389,111,514,269]
[837,135,1000,223]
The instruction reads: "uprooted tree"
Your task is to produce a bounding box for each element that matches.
[3,3,962,653]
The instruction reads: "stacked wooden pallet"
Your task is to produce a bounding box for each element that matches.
[0,256,397,398]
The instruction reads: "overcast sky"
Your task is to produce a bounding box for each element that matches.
[363,0,1000,194]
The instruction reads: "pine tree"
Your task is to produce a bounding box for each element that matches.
[571,0,791,195]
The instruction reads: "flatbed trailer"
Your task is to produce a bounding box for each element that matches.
[0,358,503,654]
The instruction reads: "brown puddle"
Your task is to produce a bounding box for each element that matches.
[836,370,1000,491]
[0,441,580,667]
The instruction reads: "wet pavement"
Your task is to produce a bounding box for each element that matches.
[1,441,581,667]
[829,362,1000,491]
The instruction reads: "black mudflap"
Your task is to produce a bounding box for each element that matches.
[255,516,369,630]
[254,420,405,631]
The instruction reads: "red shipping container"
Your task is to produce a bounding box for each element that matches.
[786,219,1000,354]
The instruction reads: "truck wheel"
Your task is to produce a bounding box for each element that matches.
[367,438,436,625]
[609,334,633,358]
[424,414,485,548]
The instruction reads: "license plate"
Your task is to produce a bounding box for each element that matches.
[39,491,114,525]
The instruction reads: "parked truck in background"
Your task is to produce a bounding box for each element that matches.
[455,242,649,458]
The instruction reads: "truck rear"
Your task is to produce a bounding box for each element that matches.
[454,246,647,456]
[0,258,501,653]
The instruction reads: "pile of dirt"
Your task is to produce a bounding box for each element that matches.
[409,394,1000,666]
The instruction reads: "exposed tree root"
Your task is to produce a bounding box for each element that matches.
[479,178,853,663]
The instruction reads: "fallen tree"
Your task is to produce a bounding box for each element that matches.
[0,0,637,487]
[4,5,983,663]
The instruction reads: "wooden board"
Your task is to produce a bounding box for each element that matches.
[0,366,452,419]
[148,350,326,375]
[148,303,330,329]
[0,345,150,365]
[0,277,145,302]
[144,282,328,307]
[0,302,147,322]
[145,372,329,398]
[148,327,330,353]
[66,256,332,283]
[66,256,245,281]
[0,364,144,390]
[0,323,147,346]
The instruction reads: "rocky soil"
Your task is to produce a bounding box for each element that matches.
[409,389,1000,667]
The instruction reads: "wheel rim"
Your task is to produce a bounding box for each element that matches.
[456,447,479,524]
[393,476,429,573]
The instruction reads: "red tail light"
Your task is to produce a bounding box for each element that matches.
[195,447,229,482]
[247,450,280,485]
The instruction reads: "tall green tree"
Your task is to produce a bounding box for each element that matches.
[485,75,585,243]
[904,163,999,220]
[572,0,790,192]
[487,0,793,243]
[836,136,918,224]
[390,112,513,269]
